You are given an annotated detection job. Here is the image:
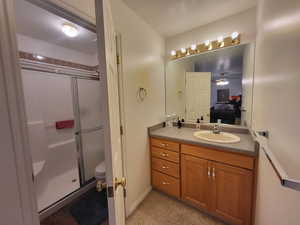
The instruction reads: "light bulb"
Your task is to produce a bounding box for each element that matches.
[231,32,239,40]
[204,40,210,46]
[217,36,224,43]
[33,54,45,60]
[171,50,176,56]
[191,44,197,51]
[62,23,78,38]
[181,48,186,54]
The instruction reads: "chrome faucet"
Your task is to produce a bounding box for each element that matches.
[213,123,221,134]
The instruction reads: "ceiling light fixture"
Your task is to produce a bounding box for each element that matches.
[61,23,78,38]
[33,54,45,60]
[216,79,229,86]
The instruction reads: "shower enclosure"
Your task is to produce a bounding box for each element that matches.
[14,0,106,213]
[21,58,104,212]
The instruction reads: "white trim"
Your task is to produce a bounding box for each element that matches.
[126,186,152,217]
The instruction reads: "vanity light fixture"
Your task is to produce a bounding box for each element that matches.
[62,23,78,38]
[170,33,241,60]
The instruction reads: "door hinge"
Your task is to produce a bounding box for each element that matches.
[116,55,120,65]
[120,125,124,135]
[107,186,114,198]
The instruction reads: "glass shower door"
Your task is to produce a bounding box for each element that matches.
[76,78,105,183]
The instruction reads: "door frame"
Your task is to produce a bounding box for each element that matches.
[0,0,39,224]
[1,0,126,224]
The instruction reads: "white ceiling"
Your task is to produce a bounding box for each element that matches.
[123,0,257,37]
[15,0,97,55]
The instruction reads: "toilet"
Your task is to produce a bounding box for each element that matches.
[95,161,106,181]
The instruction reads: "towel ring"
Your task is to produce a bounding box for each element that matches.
[137,87,147,102]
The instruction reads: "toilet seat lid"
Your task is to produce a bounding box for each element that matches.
[95,161,106,177]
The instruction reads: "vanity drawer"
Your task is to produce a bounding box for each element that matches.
[181,144,254,170]
[152,157,180,178]
[151,147,179,163]
[152,170,180,198]
[151,138,180,152]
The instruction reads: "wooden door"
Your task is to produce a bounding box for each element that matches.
[211,162,253,225]
[181,154,210,210]
[185,72,211,122]
[95,0,125,225]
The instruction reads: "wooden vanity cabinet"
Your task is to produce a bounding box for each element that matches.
[150,137,255,225]
[181,154,211,211]
[211,162,253,225]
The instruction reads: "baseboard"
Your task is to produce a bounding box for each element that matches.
[126,186,152,217]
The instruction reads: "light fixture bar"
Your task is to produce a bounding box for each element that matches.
[170,32,240,60]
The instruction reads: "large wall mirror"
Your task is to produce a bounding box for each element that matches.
[166,43,255,127]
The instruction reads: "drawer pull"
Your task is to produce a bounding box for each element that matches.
[162,181,170,185]
[160,143,168,147]
[161,152,169,157]
[208,167,211,178]
[162,165,169,169]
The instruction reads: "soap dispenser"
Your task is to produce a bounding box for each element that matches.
[200,116,204,122]
[196,118,201,129]
[177,118,182,129]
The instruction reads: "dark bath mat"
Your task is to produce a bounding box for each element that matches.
[70,189,108,225]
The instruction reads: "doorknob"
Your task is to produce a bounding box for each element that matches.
[115,177,126,189]
[96,180,107,192]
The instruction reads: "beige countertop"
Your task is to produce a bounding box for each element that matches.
[149,126,257,157]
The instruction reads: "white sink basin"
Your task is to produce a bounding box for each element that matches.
[193,130,241,144]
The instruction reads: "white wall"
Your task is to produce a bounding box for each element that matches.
[17,34,97,66]
[166,8,256,56]
[253,0,300,224]
[110,0,165,216]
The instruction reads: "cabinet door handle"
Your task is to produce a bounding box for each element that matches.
[212,167,216,180]
[208,167,211,178]
[162,165,169,169]
[162,181,170,185]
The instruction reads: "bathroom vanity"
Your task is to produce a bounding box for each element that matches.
[149,126,257,225]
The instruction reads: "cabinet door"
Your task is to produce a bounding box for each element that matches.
[181,154,210,210]
[211,162,253,225]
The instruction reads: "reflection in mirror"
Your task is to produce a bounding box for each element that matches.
[166,44,255,127]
